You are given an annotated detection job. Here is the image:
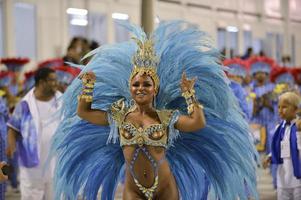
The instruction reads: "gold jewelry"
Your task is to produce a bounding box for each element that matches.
[182,88,204,114]
[134,176,159,200]
[82,78,95,84]
[182,89,195,99]
[78,94,93,103]
[84,83,94,89]
[79,78,95,103]
[129,38,160,92]
[83,89,93,93]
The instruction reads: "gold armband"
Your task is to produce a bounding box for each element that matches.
[78,94,93,103]
[182,89,195,99]
[79,79,95,103]
[187,103,204,114]
[84,83,95,89]
[83,88,93,93]
[182,89,203,114]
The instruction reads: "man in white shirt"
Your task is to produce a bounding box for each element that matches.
[6,67,62,200]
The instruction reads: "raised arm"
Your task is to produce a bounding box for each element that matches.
[174,72,206,132]
[77,72,109,126]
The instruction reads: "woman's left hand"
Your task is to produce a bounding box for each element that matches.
[180,72,197,93]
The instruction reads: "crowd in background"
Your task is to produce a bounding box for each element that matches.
[0,36,98,199]
[0,40,300,199]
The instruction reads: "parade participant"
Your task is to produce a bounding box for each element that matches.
[0,58,29,97]
[37,58,64,69]
[54,65,81,93]
[7,67,61,200]
[248,56,279,153]
[23,71,36,94]
[223,58,252,119]
[271,67,295,92]
[263,92,301,200]
[0,95,9,200]
[52,21,258,200]
[291,67,301,94]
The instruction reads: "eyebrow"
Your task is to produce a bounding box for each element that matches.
[132,80,152,84]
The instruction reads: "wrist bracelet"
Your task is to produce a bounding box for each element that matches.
[182,88,204,114]
[78,94,93,103]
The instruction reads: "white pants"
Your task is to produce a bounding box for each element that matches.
[20,178,54,200]
[277,187,301,200]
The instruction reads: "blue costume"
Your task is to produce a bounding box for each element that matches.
[0,96,8,200]
[51,21,258,200]
[249,58,280,153]
[230,81,252,120]
[223,58,252,120]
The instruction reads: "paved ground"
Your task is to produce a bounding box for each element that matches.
[5,168,276,200]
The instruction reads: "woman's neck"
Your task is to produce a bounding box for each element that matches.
[135,103,155,115]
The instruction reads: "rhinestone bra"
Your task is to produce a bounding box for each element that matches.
[120,122,167,148]
[110,99,174,148]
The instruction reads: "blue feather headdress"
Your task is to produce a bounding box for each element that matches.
[51,20,258,200]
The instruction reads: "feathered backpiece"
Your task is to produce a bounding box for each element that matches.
[223,58,248,78]
[52,20,258,200]
[291,67,301,84]
[271,66,294,85]
[247,56,275,75]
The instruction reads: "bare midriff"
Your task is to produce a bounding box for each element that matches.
[122,145,178,199]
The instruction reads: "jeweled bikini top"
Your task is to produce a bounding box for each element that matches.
[110,99,174,148]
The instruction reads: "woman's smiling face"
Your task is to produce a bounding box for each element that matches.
[130,73,156,106]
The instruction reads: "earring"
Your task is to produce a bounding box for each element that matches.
[153,96,157,108]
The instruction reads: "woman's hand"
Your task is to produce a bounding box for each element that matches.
[77,71,109,126]
[180,72,197,93]
[79,71,96,85]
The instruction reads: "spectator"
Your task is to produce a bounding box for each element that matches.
[6,67,62,200]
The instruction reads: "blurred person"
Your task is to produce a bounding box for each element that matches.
[54,65,81,93]
[6,67,62,200]
[249,56,280,153]
[0,72,19,192]
[291,68,301,94]
[89,40,100,51]
[259,50,266,57]
[223,58,252,119]
[281,56,293,68]
[263,92,301,200]
[63,45,81,64]
[63,37,92,65]
[0,93,8,200]
[241,47,253,60]
[1,58,29,98]
[271,67,295,93]
[249,56,283,188]
[38,58,64,70]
